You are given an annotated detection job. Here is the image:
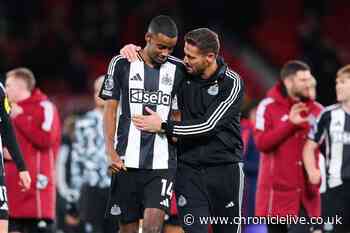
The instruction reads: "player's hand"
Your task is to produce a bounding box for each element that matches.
[307,169,321,185]
[289,103,309,125]
[10,103,23,118]
[132,107,162,133]
[107,150,126,173]
[65,214,80,226]
[18,171,31,191]
[120,44,141,62]
[3,148,12,160]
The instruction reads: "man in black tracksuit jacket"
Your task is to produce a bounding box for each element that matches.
[132,28,244,233]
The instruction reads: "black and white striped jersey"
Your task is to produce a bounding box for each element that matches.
[309,104,350,188]
[99,55,185,169]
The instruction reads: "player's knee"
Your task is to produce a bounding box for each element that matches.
[142,224,162,233]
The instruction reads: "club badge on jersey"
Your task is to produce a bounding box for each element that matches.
[101,74,114,97]
[207,83,219,96]
[161,73,173,86]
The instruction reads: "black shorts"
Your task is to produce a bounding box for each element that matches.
[175,162,244,233]
[106,168,175,224]
[0,176,8,220]
[322,181,350,233]
[9,218,54,233]
[79,185,110,225]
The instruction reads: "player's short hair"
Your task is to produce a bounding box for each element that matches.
[184,28,220,55]
[148,15,178,38]
[6,67,36,91]
[280,60,310,80]
[337,64,350,79]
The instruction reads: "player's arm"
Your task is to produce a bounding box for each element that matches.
[0,95,31,191]
[164,77,244,138]
[170,110,181,143]
[172,111,181,121]
[104,100,117,156]
[169,89,182,142]
[254,102,308,153]
[303,110,327,184]
[133,77,243,137]
[99,56,126,172]
[103,99,126,172]
[303,139,320,185]
[0,97,26,171]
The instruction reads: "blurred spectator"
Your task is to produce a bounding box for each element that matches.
[4,68,61,233]
[299,12,341,106]
[241,100,267,233]
[241,101,259,217]
[72,76,117,233]
[64,46,89,93]
[56,114,83,233]
[254,61,323,233]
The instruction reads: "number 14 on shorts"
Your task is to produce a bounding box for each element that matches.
[160,179,173,208]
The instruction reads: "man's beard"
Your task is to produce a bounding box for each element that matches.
[295,91,310,102]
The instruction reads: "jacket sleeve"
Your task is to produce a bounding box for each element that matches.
[164,77,243,138]
[0,96,27,171]
[13,100,60,149]
[254,98,299,153]
[99,55,124,101]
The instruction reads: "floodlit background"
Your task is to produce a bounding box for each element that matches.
[1,0,349,117]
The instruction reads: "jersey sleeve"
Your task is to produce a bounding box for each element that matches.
[99,55,124,101]
[308,110,329,144]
